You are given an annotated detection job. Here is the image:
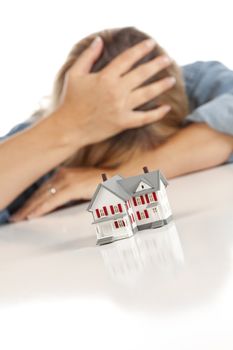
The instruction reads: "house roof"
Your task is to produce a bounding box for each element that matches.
[87,170,168,211]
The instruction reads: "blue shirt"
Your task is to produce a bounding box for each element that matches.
[1,61,233,224]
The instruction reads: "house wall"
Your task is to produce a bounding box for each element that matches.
[157,180,172,219]
[96,215,133,240]
[91,186,126,221]
[129,193,158,227]
[128,180,172,227]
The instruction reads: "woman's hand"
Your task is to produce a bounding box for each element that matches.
[57,36,175,147]
[10,167,113,221]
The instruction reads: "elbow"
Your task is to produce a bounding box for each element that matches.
[205,134,233,167]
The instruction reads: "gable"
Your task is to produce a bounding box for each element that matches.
[135,181,152,193]
[88,185,125,212]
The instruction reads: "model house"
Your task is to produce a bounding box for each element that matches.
[87,167,173,245]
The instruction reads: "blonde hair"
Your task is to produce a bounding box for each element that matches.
[35,27,189,169]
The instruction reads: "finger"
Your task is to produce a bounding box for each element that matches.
[126,105,171,129]
[124,55,173,89]
[128,76,176,110]
[103,39,157,76]
[10,191,49,221]
[10,181,62,221]
[70,36,104,75]
[26,188,73,219]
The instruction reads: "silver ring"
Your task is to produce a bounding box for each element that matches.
[49,187,57,195]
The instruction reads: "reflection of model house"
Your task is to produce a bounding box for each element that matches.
[100,221,184,283]
[87,167,173,245]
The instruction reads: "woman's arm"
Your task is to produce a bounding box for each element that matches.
[0,111,84,210]
[0,38,174,210]
[11,122,233,221]
[119,123,233,178]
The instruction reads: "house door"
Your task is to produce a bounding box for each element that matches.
[150,206,162,221]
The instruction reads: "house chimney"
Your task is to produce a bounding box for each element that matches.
[101,173,107,182]
[143,166,149,173]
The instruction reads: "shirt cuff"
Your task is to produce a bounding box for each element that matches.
[0,209,10,225]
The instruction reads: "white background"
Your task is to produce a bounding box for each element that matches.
[0,0,233,136]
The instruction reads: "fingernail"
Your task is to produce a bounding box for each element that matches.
[163,105,171,112]
[161,55,173,63]
[27,214,35,220]
[145,39,156,48]
[10,216,22,223]
[9,216,17,222]
[91,36,101,48]
[167,76,176,85]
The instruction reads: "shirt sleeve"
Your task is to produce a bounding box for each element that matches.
[0,121,54,225]
[182,61,233,162]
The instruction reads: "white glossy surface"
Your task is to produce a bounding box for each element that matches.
[0,164,233,350]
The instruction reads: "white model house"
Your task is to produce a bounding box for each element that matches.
[87,167,173,245]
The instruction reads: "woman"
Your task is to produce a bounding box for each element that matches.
[0,33,173,223]
[2,27,233,222]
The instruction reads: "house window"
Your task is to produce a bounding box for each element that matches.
[114,220,126,229]
[148,192,157,203]
[141,211,146,220]
[99,209,105,217]
[136,210,149,220]
[110,204,123,215]
[96,207,109,218]
[119,220,125,228]
[136,196,142,205]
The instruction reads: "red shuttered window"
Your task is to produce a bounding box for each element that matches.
[96,209,100,218]
[136,211,141,220]
[145,194,149,203]
[103,206,108,215]
[133,197,137,206]
[118,203,123,212]
[144,209,149,218]
[152,192,157,201]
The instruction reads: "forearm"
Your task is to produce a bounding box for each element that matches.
[0,109,85,210]
[118,123,233,179]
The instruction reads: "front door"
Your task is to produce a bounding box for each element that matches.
[150,206,162,222]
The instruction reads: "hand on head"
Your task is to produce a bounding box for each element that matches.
[56,36,175,147]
